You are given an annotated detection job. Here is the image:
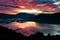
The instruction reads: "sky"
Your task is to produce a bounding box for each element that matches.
[0,0,60,15]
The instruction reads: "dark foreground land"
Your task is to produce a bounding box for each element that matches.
[0,26,60,40]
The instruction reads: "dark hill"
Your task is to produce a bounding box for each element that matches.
[0,26,60,40]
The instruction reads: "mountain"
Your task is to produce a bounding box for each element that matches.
[35,12,60,24]
[0,13,36,19]
[0,12,60,24]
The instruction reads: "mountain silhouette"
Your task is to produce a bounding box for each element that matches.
[35,12,60,24]
[0,12,60,24]
[0,13,36,19]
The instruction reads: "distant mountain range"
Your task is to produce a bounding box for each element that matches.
[0,13,36,19]
[0,12,60,24]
